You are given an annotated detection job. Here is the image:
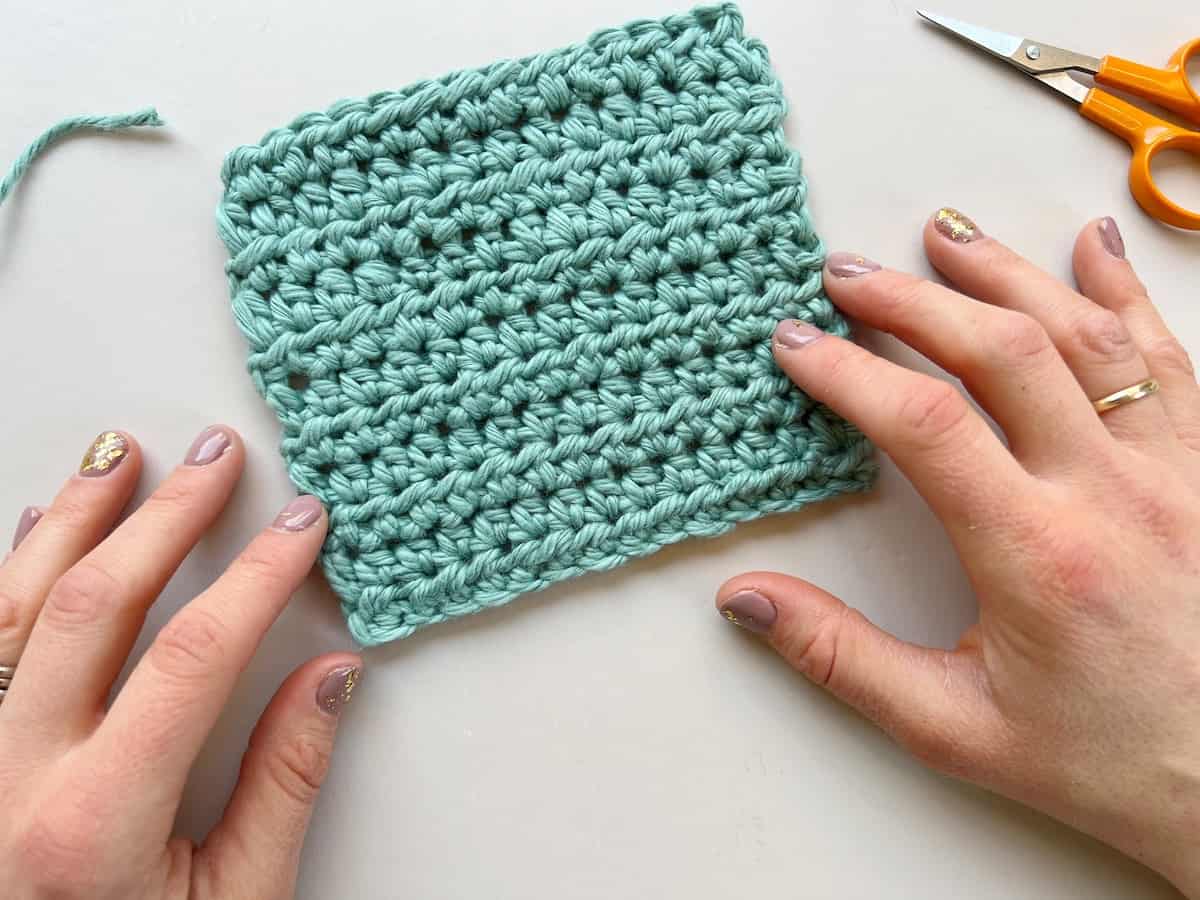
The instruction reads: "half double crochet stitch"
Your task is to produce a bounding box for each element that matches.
[217,3,875,645]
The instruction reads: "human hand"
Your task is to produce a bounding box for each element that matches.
[0,427,361,900]
[717,211,1200,896]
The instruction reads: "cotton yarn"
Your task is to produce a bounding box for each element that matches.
[217,3,875,645]
[0,108,163,207]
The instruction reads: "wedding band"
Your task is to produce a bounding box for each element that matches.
[1092,378,1160,415]
[0,664,14,704]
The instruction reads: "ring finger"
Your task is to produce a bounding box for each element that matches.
[0,430,141,667]
[921,208,1172,446]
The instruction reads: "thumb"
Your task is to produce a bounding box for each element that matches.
[717,572,996,778]
[197,654,362,900]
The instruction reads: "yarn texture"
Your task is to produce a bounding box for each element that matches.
[0,108,163,207]
[217,3,875,645]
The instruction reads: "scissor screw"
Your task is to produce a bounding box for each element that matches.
[1025,45,1042,60]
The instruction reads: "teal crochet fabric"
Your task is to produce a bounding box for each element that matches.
[217,2,875,645]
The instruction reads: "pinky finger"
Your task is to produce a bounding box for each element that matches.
[194,654,362,899]
[11,506,46,551]
[2,506,45,565]
[1073,217,1200,448]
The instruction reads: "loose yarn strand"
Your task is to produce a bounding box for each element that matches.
[0,107,164,206]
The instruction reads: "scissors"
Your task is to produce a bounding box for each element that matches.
[917,11,1200,230]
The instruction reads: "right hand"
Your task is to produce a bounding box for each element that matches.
[717,211,1200,896]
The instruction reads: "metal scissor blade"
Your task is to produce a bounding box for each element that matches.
[917,10,1099,104]
[916,10,1024,61]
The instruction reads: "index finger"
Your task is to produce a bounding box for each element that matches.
[773,318,1032,536]
[89,494,328,831]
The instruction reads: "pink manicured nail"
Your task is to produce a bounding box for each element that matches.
[774,318,824,350]
[1098,217,1126,259]
[827,251,882,278]
[719,590,777,634]
[183,425,233,467]
[272,495,324,532]
[316,665,361,716]
[12,506,45,550]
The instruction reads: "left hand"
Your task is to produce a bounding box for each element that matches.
[0,426,360,900]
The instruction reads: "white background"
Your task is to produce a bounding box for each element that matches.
[2,1,1198,897]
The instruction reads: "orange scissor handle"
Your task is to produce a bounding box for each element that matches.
[1081,89,1200,230]
[1096,38,1200,125]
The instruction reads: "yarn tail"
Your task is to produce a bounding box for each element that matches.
[0,108,165,206]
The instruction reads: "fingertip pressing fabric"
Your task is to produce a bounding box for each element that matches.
[216,2,875,646]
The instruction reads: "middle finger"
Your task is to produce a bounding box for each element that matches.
[820,254,1107,472]
[6,426,244,744]
[94,494,327,828]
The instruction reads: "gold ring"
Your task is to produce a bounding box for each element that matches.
[1092,378,1160,415]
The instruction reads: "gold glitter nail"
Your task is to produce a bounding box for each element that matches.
[934,207,979,243]
[79,431,129,477]
[342,667,360,706]
[723,609,740,624]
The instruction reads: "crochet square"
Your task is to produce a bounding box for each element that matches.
[217,2,875,645]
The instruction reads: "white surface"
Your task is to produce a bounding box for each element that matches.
[2,2,1196,897]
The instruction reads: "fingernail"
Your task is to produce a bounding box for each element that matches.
[183,425,233,467]
[719,590,777,634]
[826,251,882,278]
[773,318,824,351]
[79,431,130,477]
[934,207,982,243]
[12,506,44,550]
[1098,216,1126,259]
[272,495,323,532]
[317,665,361,716]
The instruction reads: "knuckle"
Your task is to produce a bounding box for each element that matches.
[1146,336,1195,378]
[142,478,204,518]
[970,247,1012,284]
[43,562,121,628]
[970,248,1034,299]
[51,496,99,530]
[258,733,333,807]
[18,810,103,895]
[1177,421,1200,450]
[787,605,853,687]
[232,546,290,592]
[990,311,1053,364]
[1118,476,1187,547]
[820,346,858,390]
[1035,535,1110,611]
[149,608,231,681]
[872,277,928,319]
[1125,277,1152,301]
[895,380,970,448]
[0,585,26,640]
[1069,309,1135,362]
